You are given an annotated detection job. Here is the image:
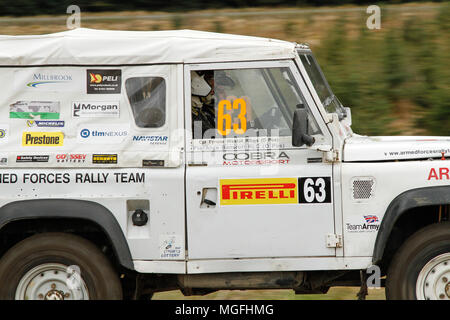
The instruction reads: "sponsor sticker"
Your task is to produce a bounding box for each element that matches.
[298,177,332,204]
[160,235,182,259]
[16,155,49,163]
[27,120,64,128]
[22,132,64,147]
[56,154,87,163]
[10,101,60,119]
[222,151,290,166]
[87,69,121,94]
[72,101,120,118]
[0,124,9,143]
[77,125,129,144]
[14,70,81,92]
[346,215,380,233]
[220,178,298,205]
[142,159,165,167]
[92,154,118,164]
[133,135,168,145]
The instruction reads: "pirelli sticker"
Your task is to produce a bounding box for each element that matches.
[220,177,332,205]
[220,178,298,205]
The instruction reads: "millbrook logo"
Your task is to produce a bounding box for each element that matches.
[27,73,73,88]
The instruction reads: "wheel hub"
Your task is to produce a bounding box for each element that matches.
[45,290,65,300]
[416,253,450,300]
[15,263,89,300]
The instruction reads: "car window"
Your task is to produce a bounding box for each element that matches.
[126,77,166,128]
[190,67,321,140]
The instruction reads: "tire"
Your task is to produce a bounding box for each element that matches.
[386,222,450,300]
[0,232,122,300]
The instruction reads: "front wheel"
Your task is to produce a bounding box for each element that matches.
[0,233,123,300]
[386,222,450,300]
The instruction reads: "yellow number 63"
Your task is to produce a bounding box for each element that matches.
[217,98,247,136]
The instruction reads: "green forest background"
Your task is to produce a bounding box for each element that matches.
[0,1,449,137]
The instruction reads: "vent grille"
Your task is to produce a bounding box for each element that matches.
[352,179,374,200]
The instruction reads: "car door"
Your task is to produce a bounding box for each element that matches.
[185,60,335,260]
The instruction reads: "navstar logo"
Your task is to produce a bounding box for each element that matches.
[220,178,298,205]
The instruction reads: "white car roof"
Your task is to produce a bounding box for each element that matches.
[0,28,298,66]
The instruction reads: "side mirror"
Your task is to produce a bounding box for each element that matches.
[292,108,315,147]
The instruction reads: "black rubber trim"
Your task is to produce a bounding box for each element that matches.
[0,199,134,270]
[373,186,450,264]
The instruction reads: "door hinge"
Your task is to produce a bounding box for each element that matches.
[326,234,343,248]
[324,150,339,163]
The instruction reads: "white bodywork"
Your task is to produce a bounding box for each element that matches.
[0,28,446,275]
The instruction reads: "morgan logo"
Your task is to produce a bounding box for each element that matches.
[220,178,298,205]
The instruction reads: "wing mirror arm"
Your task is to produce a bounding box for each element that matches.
[292,108,315,147]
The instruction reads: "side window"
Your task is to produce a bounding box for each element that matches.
[190,68,321,140]
[125,77,166,128]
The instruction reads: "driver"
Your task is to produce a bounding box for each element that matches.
[191,70,255,138]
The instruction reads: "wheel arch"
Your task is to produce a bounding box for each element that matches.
[373,186,450,266]
[0,199,134,271]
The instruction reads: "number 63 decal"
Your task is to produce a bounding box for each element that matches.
[298,177,332,204]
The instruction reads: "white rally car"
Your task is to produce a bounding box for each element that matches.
[0,28,448,300]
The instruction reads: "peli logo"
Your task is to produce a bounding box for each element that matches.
[22,132,63,147]
[87,69,121,94]
[89,73,103,83]
[220,178,298,205]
